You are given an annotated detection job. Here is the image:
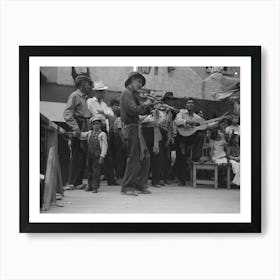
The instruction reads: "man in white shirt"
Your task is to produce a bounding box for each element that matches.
[87,80,114,132]
[87,81,117,185]
[174,97,205,186]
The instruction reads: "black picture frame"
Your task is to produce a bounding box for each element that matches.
[20,46,261,233]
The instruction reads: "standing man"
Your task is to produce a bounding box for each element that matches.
[120,72,153,196]
[174,97,205,186]
[87,80,117,185]
[109,99,125,183]
[63,74,93,189]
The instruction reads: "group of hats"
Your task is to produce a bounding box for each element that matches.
[75,74,109,91]
[75,71,146,90]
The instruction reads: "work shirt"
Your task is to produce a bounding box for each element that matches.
[120,88,148,125]
[87,97,114,131]
[80,130,108,158]
[87,97,114,120]
[63,89,91,131]
[174,109,204,128]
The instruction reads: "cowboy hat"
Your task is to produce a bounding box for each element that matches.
[125,71,146,87]
[93,80,108,90]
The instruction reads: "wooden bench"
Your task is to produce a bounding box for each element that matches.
[192,162,231,189]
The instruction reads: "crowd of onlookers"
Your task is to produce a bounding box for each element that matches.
[63,71,240,193]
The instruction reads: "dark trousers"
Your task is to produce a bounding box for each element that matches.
[142,127,163,185]
[162,146,173,182]
[112,134,127,179]
[102,130,116,185]
[159,130,173,182]
[121,126,150,192]
[68,138,87,186]
[88,153,101,190]
[176,131,204,183]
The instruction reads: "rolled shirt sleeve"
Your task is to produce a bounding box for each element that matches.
[63,94,80,131]
[174,109,187,127]
[79,131,91,140]
[87,99,98,116]
[87,98,114,117]
[104,105,114,117]
[99,132,108,158]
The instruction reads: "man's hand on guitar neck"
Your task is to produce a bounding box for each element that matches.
[207,121,219,130]
[184,120,201,128]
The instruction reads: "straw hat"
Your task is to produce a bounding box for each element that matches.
[93,80,108,90]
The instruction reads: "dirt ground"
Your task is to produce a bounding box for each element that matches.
[45,182,240,214]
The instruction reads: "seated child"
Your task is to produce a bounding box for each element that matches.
[227,133,240,186]
[80,115,108,193]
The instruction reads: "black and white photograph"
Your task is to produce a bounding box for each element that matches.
[40,66,241,212]
[20,46,260,232]
[3,0,280,279]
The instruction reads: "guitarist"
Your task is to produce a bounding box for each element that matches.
[174,97,206,186]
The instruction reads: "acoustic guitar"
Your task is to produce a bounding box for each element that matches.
[176,115,231,137]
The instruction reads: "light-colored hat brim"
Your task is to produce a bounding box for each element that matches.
[93,86,108,90]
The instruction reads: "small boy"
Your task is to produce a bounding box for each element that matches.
[80,115,108,193]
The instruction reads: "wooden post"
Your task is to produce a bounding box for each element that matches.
[42,127,59,211]
[40,114,69,210]
[42,146,56,211]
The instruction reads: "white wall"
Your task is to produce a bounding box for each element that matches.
[40,66,57,83]
[143,66,203,98]
[41,66,238,99]
[55,66,134,90]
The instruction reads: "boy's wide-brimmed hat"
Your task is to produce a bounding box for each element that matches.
[125,71,146,87]
[93,80,108,90]
[75,74,93,87]
[89,114,103,124]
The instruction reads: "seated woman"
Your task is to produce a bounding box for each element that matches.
[209,129,228,165]
[227,133,240,186]
[209,129,229,187]
[225,114,240,141]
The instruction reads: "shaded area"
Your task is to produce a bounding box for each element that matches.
[40,83,121,104]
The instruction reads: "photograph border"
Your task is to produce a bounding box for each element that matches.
[19,46,261,233]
